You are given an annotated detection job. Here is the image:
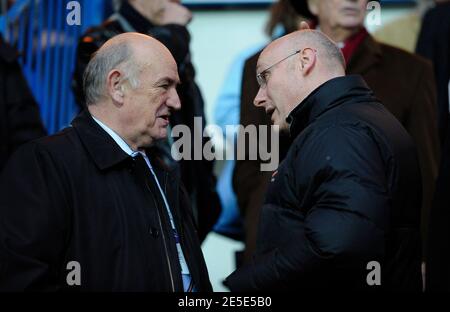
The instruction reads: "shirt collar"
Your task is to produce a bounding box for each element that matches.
[92,116,141,158]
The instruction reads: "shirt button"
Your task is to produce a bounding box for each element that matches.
[150,227,159,238]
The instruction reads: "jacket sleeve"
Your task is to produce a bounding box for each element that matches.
[0,143,69,291]
[226,125,390,291]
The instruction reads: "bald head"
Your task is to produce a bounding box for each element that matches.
[84,32,181,151]
[254,29,346,133]
[83,32,175,106]
[261,29,345,74]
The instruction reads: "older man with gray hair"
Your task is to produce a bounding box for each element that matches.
[0,33,212,292]
[74,0,221,243]
[226,28,423,291]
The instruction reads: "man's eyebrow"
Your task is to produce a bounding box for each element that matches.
[155,77,180,86]
[256,63,266,74]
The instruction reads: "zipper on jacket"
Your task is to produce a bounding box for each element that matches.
[145,182,175,292]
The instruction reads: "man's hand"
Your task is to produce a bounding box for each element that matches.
[160,1,193,26]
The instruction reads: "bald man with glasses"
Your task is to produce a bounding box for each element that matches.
[226,29,423,292]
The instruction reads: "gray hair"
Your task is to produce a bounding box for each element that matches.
[83,42,141,106]
[289,30,346,71]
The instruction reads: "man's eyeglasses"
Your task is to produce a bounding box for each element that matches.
[256,48,318,88]
[256,49,301,88]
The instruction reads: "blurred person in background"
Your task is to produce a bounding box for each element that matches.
[73,0,221,242]
[0,35,46,172]
[416,0,450,291]
[416,0,450,143]
[234,0,440,268]
[373,0,434,53]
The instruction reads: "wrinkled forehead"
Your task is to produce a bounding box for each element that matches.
[140,57,180,84]
[155,51,179,77]
[257,40,286,73]
[135,41,178,70]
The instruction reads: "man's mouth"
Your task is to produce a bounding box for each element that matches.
[341,7,360,15]
[157,114,171,122]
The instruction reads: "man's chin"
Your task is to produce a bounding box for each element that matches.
[340,18,364,30]
[145,128,169,145]
[156,128,169,141]
[272,119,289,133]
[278,126,290,136]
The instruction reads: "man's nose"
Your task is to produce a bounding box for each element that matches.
[254,87,267,107]
[167,88,181,110]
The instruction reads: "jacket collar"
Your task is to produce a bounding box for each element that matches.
[346,33,382,75]
[286,75,372,138]
[72,110,178,173]
[71,110,130,171]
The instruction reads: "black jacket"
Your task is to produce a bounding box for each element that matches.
[0,36,46,172]
[427,122,450,291]
[417,3,450,292]
[416,1,450,143]
[234,34,439,265]
[226,75,422,291]
[72,2,221,241]
[0,110,212,291]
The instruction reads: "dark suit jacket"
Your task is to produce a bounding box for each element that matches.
[234,33,439,264]
[417,2,450,292]
[416,1,450,143]
[0,111,212,291]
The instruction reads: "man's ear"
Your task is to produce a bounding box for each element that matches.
[106,69,125,105]
[299,48,317,75]
[299,21,310,31]
[307,0,318,16]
